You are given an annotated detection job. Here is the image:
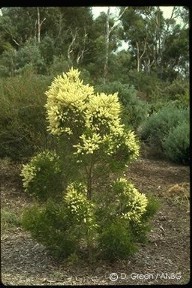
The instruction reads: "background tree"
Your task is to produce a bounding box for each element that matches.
[0,6,189,83]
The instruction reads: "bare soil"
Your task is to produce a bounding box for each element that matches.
[1,156,190,285]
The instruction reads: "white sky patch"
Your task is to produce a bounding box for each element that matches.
[92,6,117,19]
[160,6,174,18]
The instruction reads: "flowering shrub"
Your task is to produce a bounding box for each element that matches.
[21,68,157,260]
[95,81,149,129]
[45,68,140,201]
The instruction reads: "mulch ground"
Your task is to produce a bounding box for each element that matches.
[1,156,190,285]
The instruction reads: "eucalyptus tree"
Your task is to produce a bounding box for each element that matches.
[120,6,189,81]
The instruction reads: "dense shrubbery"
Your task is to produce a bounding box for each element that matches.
[21,68,157,261]
[0,69,52,160]
[127,70,163,101]
[0,40,47,77]
[0,66,189,165]
[163,121,189,164]
[22,201,79,258]
[22,178,157,260]
[163,78,189,107]
[139,104,189,163]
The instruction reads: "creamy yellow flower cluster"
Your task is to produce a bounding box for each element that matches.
[85,92,121,130]
[45,68,94,136]
[115,178,148,223]
[45,68,139,159]
[124,131,140,160]
[64,183,96,226]
[20,151,61,192]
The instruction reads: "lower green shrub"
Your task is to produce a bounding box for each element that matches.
[163,121,190,164]
[21,184,98,259]
[95,178,158,260]
[22,201,78,258]
[98,220,137,260]
[21,177,158,261]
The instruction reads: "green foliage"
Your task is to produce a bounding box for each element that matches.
[98,220,137,260]
[162,78,189,107]
[161,25,189,81]
[0,40,46,77]
[48,55,69,77]
[163,121,190,164]
[96,178,158,259]
[0,70,52,160]
[21,184,98,259]
[0,6,189,82]
[139,104,189,152]
[127,70,163,101]
[131,194,159,243]
[20,150,63,202]
[21,201,78,258]
[95,81,149,129]
[141,194,160,221]
[16,40,46,74]
[0,48,17,77]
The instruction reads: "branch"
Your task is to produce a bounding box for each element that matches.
[109,7,128,35]
[1,25,20,46]
[140,37,147,60]
[12,38,20,46]
[67,28,77,62]
[76,27,88,64]
[40,17,46,28]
